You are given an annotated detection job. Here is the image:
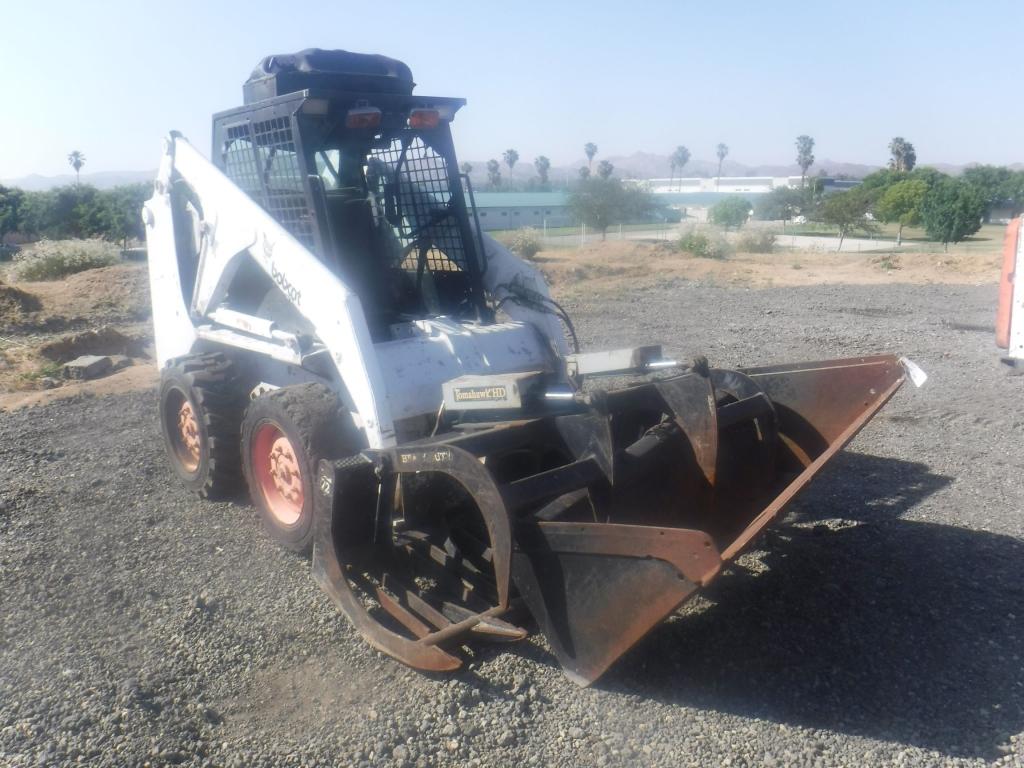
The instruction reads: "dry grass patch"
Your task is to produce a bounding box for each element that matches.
[538,239,1002,301]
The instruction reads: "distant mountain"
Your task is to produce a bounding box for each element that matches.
[1,170,156,191]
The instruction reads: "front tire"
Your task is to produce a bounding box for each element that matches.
[241,383,351,552]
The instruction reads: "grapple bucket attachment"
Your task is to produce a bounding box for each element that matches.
[312,354,906,685]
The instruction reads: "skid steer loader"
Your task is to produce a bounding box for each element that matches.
[143,49,921,685]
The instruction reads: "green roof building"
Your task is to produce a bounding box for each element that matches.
[468,192,573,231]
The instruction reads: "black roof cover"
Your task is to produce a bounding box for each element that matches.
[243,48,415,104]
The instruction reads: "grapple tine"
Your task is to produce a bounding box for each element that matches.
[373,583,433,639]
[310,446,518,672]
[440,601,528,642]
[310,523,463,672]
[388,445,513,608]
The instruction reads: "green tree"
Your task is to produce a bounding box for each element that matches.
[670,145,690,191]
[621,184,655,223]
[908,166,945,190]
[486,159,502,189]
[533,156,551,188]
[12,183,150,244]
[20,185,103,239]
[819,189,878,251]
[962,165,1024,219]
[1004,171,1024,215]
[502,149,519,183]
[0,185,25,244]
[584,142,598,172]
[715,143,729,190]
[568,177,652,240]
[709,196,751,229]
[17,190,49,237]
[459,162,473,176]
[596,160,614,180]
[888,137,917,173]
[754,187,806,222]
[863,166,944,195]
[860,167,905,192]
[100,184,151,248]
[875,179,928,245]
[67,150,86,186]
[578,166,591,180]
[795,135,815,187]
[920,178,985,250]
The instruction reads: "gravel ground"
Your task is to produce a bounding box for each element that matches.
[2,279,1023,767]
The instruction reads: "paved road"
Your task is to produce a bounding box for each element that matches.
[773,233,900,252]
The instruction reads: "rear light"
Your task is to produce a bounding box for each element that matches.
[346,105,382,129]
[409,108,441,129]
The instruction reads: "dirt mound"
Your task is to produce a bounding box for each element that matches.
[0,262,153,404]
[39,326,150,363]
[0,283,42,325]
[22,263,151,323]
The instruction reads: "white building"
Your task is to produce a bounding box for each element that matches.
[641,176,860,195]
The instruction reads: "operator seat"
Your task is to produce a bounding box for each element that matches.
[323,189,428,339]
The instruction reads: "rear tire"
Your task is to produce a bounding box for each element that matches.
[159,353,244,499]
[241,383,353,553]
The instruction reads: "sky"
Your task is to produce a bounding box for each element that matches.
[2,0,1022,179]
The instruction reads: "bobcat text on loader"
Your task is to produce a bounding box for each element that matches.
[143,49,921,685]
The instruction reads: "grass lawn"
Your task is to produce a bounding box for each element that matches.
[782,221,1005,247]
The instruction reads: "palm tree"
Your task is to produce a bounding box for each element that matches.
[486,159,502,189]
[502,149,519,185]
[670,146,690,192]
[534,156,551,188]
[888,137,917,173]
[67,150,86,186]
[795,135,815,187]
[459,162,473,176]
[715,143,729,190]
[597,160,614,180]
[584,142,598,172]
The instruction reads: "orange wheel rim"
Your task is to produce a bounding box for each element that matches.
[252,422,303,526]
[176,400,202,471]
[166,390,201,473]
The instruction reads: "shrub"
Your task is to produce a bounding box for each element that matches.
[872,252,902,272]
[736,230,777,253]
[679,227,730,259]
[709,196,753,229]
[507,227,542,260]
[14,239,119,281]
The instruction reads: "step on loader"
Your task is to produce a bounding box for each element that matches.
[143,49,923,685]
